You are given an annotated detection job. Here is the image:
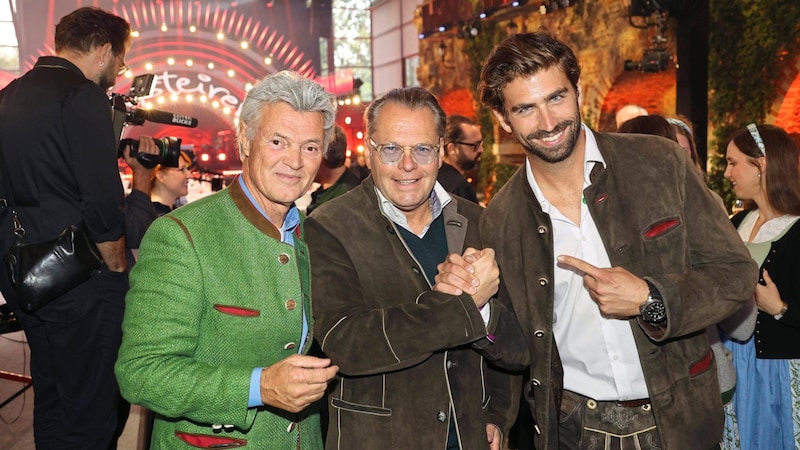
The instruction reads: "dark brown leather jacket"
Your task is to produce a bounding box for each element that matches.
[306,177,529,449]
[481,132,759,450]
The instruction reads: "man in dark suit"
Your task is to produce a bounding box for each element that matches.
[0,7,134,448]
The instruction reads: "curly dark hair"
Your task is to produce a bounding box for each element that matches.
[479,31,581,118]
[55,7,131,57]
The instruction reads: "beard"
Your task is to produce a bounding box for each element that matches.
[519,110,582,164]
[456,151,480,172]
[98,65,117,91]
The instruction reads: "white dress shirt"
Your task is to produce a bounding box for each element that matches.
[524,124,649,400]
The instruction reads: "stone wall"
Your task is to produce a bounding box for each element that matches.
[416,0,678,156]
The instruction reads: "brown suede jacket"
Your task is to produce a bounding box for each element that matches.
[481,132,759,450]
[306,177,529,449]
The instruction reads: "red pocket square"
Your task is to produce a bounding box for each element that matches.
[689,350,713,376]
[175,431,247,448]
[213,305,260,317]
[644,218,680,238]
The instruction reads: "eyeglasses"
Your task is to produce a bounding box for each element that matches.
[455,140,483,152]
[747,123,766,156]
[368,138,440,165]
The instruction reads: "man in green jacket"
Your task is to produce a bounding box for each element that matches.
[115,71,339,449]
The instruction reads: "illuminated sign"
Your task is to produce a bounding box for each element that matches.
[150,71,242,110]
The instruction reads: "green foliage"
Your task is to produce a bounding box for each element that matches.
[461,18,513,199]
[707,0,800,212]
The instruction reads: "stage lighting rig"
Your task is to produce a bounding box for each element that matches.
[624,0,674,73]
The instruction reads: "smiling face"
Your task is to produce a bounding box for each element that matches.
[155,156,191,199]
[241,101,324,225]
[724,141,765,203]
[366,102,442,224]
[492,65,583,165]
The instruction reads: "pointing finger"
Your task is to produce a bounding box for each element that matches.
[557,255,602,278]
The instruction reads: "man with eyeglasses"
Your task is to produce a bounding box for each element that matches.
[305,87,528,449]
[438,114,483,203]
[0,7,138,449]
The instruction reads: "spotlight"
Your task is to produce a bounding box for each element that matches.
[624,48,671,72]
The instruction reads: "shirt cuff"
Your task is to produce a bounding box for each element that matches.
[248,367,263,408]
[480,300,491,326]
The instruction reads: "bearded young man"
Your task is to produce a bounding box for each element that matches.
[0,8,134,448]
[471,32,758,449]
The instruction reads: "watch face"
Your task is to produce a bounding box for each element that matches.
[643,300,666,323]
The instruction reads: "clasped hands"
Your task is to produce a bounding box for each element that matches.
[433,247,500,309]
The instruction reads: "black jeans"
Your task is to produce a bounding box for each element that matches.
[2,268,128,450]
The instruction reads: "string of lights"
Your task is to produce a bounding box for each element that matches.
[417,0,577,39]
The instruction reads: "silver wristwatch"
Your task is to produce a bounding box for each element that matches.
[640,281,666,324]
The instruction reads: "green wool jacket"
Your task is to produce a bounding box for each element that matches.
[115,179,322,449]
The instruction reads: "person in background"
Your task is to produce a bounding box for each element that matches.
[437,114,483,203]
[666,115,704,172]
[475,31,758,449]
[616,113,677,141]
[123,139,170,264]
[149,150,194,216]
[347,151,371,181]
[115,71,339,449]
[306,87,528,450]
[722,123,800,450]
[0,7,134,448]
[614,103,648,130]
[306,125,361,214]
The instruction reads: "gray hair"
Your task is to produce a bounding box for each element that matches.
[237,70,337,159]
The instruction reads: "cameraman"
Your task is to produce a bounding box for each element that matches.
[0,7,136,449]
[122,136,161,264]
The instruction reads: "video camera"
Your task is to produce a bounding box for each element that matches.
[111,74,198,169]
